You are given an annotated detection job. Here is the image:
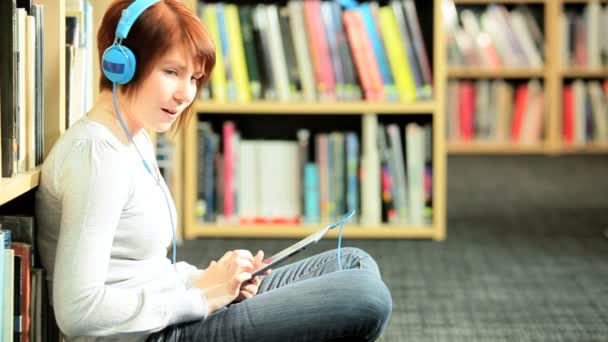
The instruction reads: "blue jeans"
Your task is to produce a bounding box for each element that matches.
[147,247,393,341]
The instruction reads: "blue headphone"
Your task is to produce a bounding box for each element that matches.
[102,0,161,84]
[101,0,178,269]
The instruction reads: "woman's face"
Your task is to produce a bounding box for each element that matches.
[128,45,201,133]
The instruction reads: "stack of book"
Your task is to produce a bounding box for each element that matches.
[197,0,433,103]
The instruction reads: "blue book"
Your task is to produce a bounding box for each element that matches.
[304,163,320,224]
[359,4,398,101]
[216,4,236,101]
[0,231,4,337]
[1,229,11,248]
[204,132,218,222]
[346,133,359,223]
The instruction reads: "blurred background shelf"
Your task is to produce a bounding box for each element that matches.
[447,143,549,154]
[194,100,437,114]
[447,67,546,79]
[186,223,438,240]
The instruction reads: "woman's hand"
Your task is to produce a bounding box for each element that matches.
[234,250,271,303]
[191,249,256,313]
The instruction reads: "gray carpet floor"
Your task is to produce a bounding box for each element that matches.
[178,155,608,341]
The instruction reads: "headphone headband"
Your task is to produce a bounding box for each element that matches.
[115,0,161,39]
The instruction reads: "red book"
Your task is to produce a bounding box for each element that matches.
[458,81,475,141]
[304,0,335,100]
[563,85,574,145]
[511,84,529,142]
[223,121,235,220]
[12,242,31,342]
[343,10,384,101]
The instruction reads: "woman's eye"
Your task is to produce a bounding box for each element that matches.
[165,69,178,76]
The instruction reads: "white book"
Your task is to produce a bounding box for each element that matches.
[588,81,608,142]
[509,10,543,67]
[265,5,291,102]
[65,0,83,12]
[585,2,601,68]
[258,141,300,220]
[561,12,570,67]
[238,141,259,221]
[386,124,408,224]
[84,1,94,112]
[361,114,381,225]
[17,8,27,173]
[288,1,316,102]
[480,12,515,66]
[406,123,425,226]
[520,79,544,144]
[572,80,587,146]
[25,15,36,171]
[3,249,14,342]
[475,80,491,139]
[603,5,608,65]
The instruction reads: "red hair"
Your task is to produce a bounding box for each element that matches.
[97,0,215,130]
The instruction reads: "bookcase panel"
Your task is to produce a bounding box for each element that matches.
[183,0,447,240]
[445,0,608,154]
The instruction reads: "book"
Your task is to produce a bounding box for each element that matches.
[1,0,18,178]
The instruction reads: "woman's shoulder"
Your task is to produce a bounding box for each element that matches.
[52,117,129,157]
[43,117,135,177]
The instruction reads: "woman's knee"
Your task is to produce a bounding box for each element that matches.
[339,247,381,276]
[334,270,393,340]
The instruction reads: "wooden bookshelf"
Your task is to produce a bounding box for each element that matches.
[188,223,437,239]
[562,0,608,3]
[446,0,608,155]
[447,67,545,79]
[0,169,41,206]
[194,100,437,114]
[447,142,549,154]
[561,68,608,78]
[182,0,447,241]
[454,0,546,4]
[1,0,65,206]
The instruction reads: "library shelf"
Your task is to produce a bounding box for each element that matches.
[558,144,608,154]
[447,67,546,79]
[0,169,41,206]
[447,143,549,154]
[186,223,438,240]
[561,0,608,4]
[561,68,608,78]
[193,100,437,115]
[454,0,546,4]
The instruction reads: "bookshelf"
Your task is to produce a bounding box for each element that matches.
[446,0,608,155]
[0,169,41,206]
[0,0,66,206]
[182,0,447,241]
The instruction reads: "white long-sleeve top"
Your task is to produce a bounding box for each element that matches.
[35,117,207,341]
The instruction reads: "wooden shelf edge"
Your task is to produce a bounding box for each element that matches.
[557,144,608,154]
[448,67,545,79]
[194,100,436,114]
[447,143,549,154]
[561,68,608,78]
[0,169,41,206]
[454,0,545,4]
[562,0,608,3]
[185,224,437,240]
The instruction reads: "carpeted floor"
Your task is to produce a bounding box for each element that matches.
[178,155,608,341]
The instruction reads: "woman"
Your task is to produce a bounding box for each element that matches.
[35,1,392,341]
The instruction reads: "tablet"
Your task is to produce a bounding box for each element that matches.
[251,210,355,277]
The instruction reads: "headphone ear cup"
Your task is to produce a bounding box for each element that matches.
[101,44,137,84]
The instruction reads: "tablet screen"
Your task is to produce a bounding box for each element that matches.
[251,210,356,277]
